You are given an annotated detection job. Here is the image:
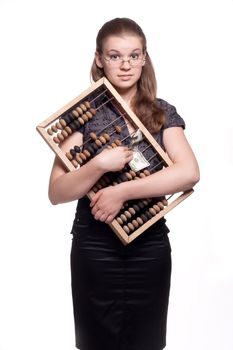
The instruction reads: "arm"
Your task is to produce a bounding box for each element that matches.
[91,127,200,222]
[48,131,133,205]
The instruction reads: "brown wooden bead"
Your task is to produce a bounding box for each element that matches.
[72,110,79,118]
[83,149,91,158]
[66,152,73,160]
[90,132,97,140]
[57,133,64,142]
[157,201,164,210]
[78,117,85,125]
[143,169,150,176]
[64,128,72,137]
[120,214,127,222]
[79,153,87,161]
[117,217,123,225]
[123,225,130,234]
[61,130,69,138]
[124,211,132,219]
[76,106,83,115]
[60,119,67,127]
[103,133,110,141]
[153,204,161,213]
[71,159,79,167]
[47,128,53,135]
[86,111,93,119]
[82,114,89,123]
[99,136,107,144]
[53,136,60,144]
[128,207,136,215]
[149,207,157,216]
[132,219,139,229]
[76,155,83,165]
[128,223,135,231]
[115,125,122,133]
[115,139,122,146]
[89,108,96,115]
[162,199,168,206]
[84,101,91,109]
[136,217,143,225]
[80,103,87,112]
[95,139,102,147]
[51,125,58,132]
[55,122,63,130]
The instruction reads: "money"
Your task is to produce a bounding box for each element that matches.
[129,151,150,172]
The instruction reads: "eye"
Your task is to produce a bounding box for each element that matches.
[109,54,120,61]
[130,53,140,60]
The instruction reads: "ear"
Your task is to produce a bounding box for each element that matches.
[95,51,103,68]
[142,51,147,66]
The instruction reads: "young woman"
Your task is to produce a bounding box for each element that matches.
[48,18,200,350]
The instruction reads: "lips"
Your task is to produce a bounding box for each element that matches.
[118,75,132,80]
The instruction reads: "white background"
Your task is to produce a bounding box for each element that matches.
[0,0,233,349]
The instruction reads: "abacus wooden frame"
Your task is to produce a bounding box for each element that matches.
[37,77,193,245]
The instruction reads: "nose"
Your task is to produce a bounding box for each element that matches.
[120,59,131,69]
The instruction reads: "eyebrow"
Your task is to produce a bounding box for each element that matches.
[107,48,142,54]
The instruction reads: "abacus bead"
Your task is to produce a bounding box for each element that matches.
[72,110,79,118]
[89,108,96,115]
[84,101,91,109]
[92,143,99,152]
[153,204,161,213]
[120,173,129,182]
[65,126,72,135]
[86,145,95,155]
[74,145,81,153]
[124,211,132,219]
[145,210,153,219]
[136,217,143,225]
[99,136,107,144]
[69,122,77,131]
[90,132,97,140]
[128,207,136,215]
[70,149,76,158]
[138,201,145,209]
[74,120,81,129]
[157,201,164,210]
[60,119,67,127]
[132,219,139,228]
[79,153,87,161]
[80,103,87,112]
[76,106,83,115]
[47,128,53,135]
[78,117,85,125]
[123,225,130,234]
[95,139,102,147]
[61,129,69,138]
[115,125,122,133]
[103,133,110,141]
[141,214,148,223]
[142,200,149,206]
[133,204,140,212]
[55,122,63,130]
[76,155,83,165]
[128,223,135,231]
[144,169,150,176]
[125,172,132,180]
[71,159,79,167]
[53,136,60,143]
[117,217,123,225]
[83,149,91,158]
[115,139,122,146]
[162,199,168,206]
[129,170,136,177]
[51,125,58,132]
[111,143,117,148]
[82,114,89,123]
[66,152,73,160]
[86,111,93,119]
[120,214,127,222]
[149,207,156,216]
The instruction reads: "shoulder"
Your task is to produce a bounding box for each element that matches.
[156,98,186,130]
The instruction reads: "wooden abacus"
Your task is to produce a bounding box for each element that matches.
[37,77,193,245]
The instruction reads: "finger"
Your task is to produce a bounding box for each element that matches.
[105,214,115,224]
[90,191,101,207]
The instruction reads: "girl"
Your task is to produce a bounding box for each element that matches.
[49,17,199,350]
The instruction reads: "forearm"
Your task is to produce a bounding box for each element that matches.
[49,158,105,205]
[118,163,200,202]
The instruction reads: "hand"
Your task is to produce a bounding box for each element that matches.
[90,185,125,223]
[94,146,133,172]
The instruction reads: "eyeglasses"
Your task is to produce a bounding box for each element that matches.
[104,53,145,68]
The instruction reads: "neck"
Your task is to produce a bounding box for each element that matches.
[115,85,137,108]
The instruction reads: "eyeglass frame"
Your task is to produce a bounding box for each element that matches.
[103,53,146,68]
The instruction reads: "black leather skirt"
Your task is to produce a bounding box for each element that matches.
[70,197,172,350]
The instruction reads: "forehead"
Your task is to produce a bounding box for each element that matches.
[102,35,143,52]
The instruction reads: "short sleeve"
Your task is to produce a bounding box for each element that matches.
[157,98,185,129]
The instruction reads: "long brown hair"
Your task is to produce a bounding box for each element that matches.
[90,18,165,134]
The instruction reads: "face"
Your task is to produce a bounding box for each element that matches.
[95,35,146,95]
